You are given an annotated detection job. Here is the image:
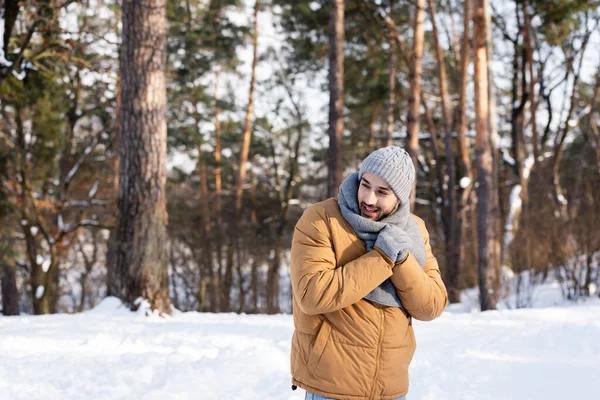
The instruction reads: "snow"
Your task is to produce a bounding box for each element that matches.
[523,153,535,180]
[502,148,516,166]
[35,285,44,299]
[459,176,471,189]
[166,150,197,175]
[504,184,522,247]
[11,68,26,80]
[88,180,100,199]
[0,10,13,68]
[41,257,51,273]
[308,2,322,11]
[200,143,214,153]
[65,200,91,207]
[1,289,599,399]
[222,148,233,158]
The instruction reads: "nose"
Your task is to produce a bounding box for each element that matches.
[365,189,377,205]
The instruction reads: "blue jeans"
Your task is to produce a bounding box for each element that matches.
[305,392,406,400]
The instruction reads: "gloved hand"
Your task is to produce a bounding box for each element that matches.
[374,225,413,262]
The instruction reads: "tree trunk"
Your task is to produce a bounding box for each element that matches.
[406,0,425,208]
[236,245,247,313]
[427,0,459,302]
[423,99,447,234]
[1,263,19,315]
[213,71,223,309]
[250,259,259,313]
[522,0,538,160]
[442,0,461,65]
[32,259,58,315]
[106,76,121,298]
[0,0,21,85]
[484,0,502,308]
[367,103,380,155]
[385,0,397,147]
[267,241,282,314]
[248,173,260,313]
[266,81,305,314]
[224,0,260,312]
[199,146,216,312]
[234,0,259,214]
[551,26,591,216]
[78,272,89,313]
[113,0,171,314]
[454,0,473,302]
[585,72,600,174]
[473,0,498,311]
[222,239,234,313]
[510,12,527,188]
[504,13,528,267]
[168,243,181,310]
[327,0,344,198]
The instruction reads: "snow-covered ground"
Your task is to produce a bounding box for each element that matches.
[1,294,599,400]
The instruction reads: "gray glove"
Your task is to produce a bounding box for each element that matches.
[374,225,413,262]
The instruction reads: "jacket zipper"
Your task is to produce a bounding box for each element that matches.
[368,308,385,400]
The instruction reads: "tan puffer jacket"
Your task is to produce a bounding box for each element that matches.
[290,198,447,400]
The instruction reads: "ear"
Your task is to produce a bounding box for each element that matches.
[390,199,400,214]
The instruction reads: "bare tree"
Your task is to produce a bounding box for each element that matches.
[550,14,594,216]
[264,77,306,314]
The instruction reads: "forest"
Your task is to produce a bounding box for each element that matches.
[0,0,599,316]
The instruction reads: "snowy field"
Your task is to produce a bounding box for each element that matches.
[1,295,600,400]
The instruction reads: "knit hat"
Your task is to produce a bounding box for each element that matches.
[359,146,415,202]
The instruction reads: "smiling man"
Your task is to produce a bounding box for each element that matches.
[289,146,448,400]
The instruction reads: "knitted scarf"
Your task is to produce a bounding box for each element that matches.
[338,172,426,308]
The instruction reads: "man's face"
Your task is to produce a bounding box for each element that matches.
[357,172,399,221]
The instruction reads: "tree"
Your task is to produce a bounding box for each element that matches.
[235,1,260,214]
[384,0,397,147]
[327,0,344,198]
[223,0,260,313]
[451,0,473,303]
[406,0,426,208]
[1,263,19,315]
[427,0,459,302]
[0,1,117,314]
[473,0,498,311]
[112,0,171,314]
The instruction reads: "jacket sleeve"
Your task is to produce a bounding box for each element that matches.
[389,218,448,321]
[290,205,394,315]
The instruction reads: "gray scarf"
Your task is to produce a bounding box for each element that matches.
[338,172,426,308]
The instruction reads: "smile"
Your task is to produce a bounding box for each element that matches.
[361,204,378,216]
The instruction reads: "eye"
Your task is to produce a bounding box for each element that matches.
[379,190,389,196]
[361,182,370,188]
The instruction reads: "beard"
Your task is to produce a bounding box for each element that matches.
[360,202,382,221]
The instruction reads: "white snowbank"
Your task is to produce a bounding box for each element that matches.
[1,295,599,399]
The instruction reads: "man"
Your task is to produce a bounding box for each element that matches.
[289,146,448,400]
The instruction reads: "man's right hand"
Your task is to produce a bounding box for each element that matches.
[374,225,413,262]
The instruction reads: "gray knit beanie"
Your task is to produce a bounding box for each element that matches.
[359,146,415,202]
